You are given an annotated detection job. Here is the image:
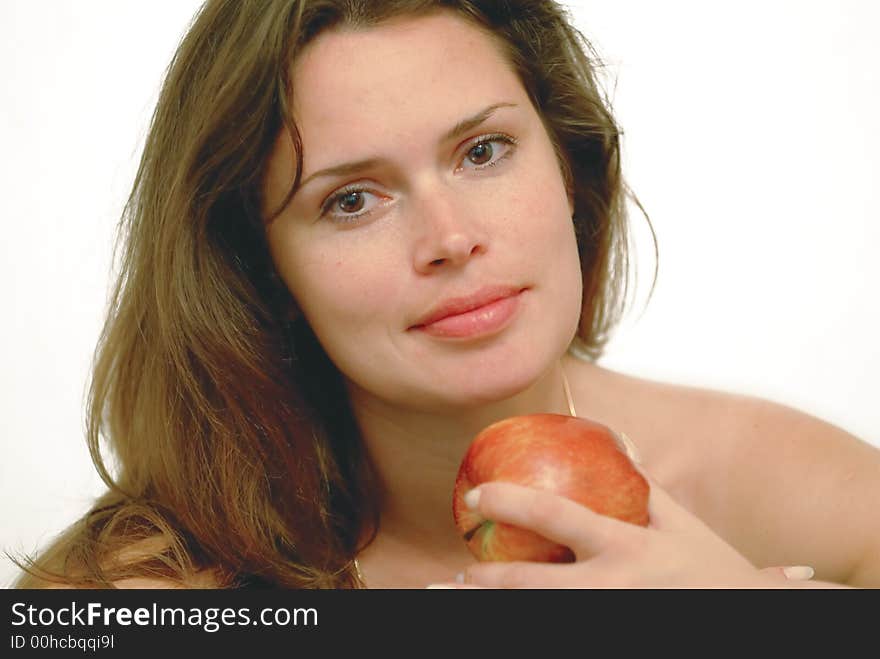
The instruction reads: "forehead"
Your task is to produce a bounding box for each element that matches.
[290,11,529,156]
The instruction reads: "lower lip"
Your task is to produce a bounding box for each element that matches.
[413,291,524,339]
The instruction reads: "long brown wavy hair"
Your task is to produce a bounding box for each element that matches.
[12,0,655,588]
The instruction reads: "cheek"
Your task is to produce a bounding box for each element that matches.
[285,246,411,393]
[510,163,577,258]
[510,159,583,310]
[282,245,401,336]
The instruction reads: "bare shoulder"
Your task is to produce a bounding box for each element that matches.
[34,576,198,590]
[695,390,880,586]
[566,356,880,585]
[563,356,759,488]
[24,536,220,590]
[109,537,221,589]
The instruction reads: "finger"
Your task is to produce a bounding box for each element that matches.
[782,565,815,580]
[615,431,642,465]
[773,565,815,581]
[759,565,815,584]
[462,560,576,588]
[635,472,700,532]
[424,583,486,589]
[468,481,636,558]
[462,560,616,589]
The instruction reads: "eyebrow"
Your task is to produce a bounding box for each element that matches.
[297,102,519,190]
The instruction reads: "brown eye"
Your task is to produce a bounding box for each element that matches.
[338,191,365,213]
[468,142,494,165]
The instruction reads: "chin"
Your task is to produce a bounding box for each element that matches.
[353,295,580,412]
[428,346,562,410]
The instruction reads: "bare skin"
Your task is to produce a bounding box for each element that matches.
[82,354,878,590]
[56,11,879,590]
[355,354,880,588]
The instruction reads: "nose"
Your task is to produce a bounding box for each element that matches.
[411,184,489,274]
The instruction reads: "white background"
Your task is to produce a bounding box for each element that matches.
[2,1,878,587]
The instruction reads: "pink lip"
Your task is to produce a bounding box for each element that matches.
[410,285,526,339]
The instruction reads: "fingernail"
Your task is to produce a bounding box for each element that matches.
[464,488,481,510]
[617,431,642,464]
[425,584,456,589]
[782,565,815,580]
[455,572,465,584]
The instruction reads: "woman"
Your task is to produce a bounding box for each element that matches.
[15,0,880,589]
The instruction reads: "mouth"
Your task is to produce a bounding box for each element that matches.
[409,287,527,340]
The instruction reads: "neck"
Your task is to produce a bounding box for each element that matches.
[346,356,575,553]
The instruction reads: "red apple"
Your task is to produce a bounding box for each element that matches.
[452,413,650,562]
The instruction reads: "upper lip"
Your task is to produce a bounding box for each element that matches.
[410,285,525,328]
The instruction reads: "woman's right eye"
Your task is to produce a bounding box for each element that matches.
[320,187,387,224]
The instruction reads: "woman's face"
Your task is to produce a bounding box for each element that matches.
[264,11,583,413]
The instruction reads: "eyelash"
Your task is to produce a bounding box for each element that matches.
[319,133,519,224]
[455,132,518,173]
[319,183,383,225]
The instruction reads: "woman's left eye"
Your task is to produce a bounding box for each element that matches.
[459,134,517,171]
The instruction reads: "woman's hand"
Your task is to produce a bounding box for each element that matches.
[431,475,806,589]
